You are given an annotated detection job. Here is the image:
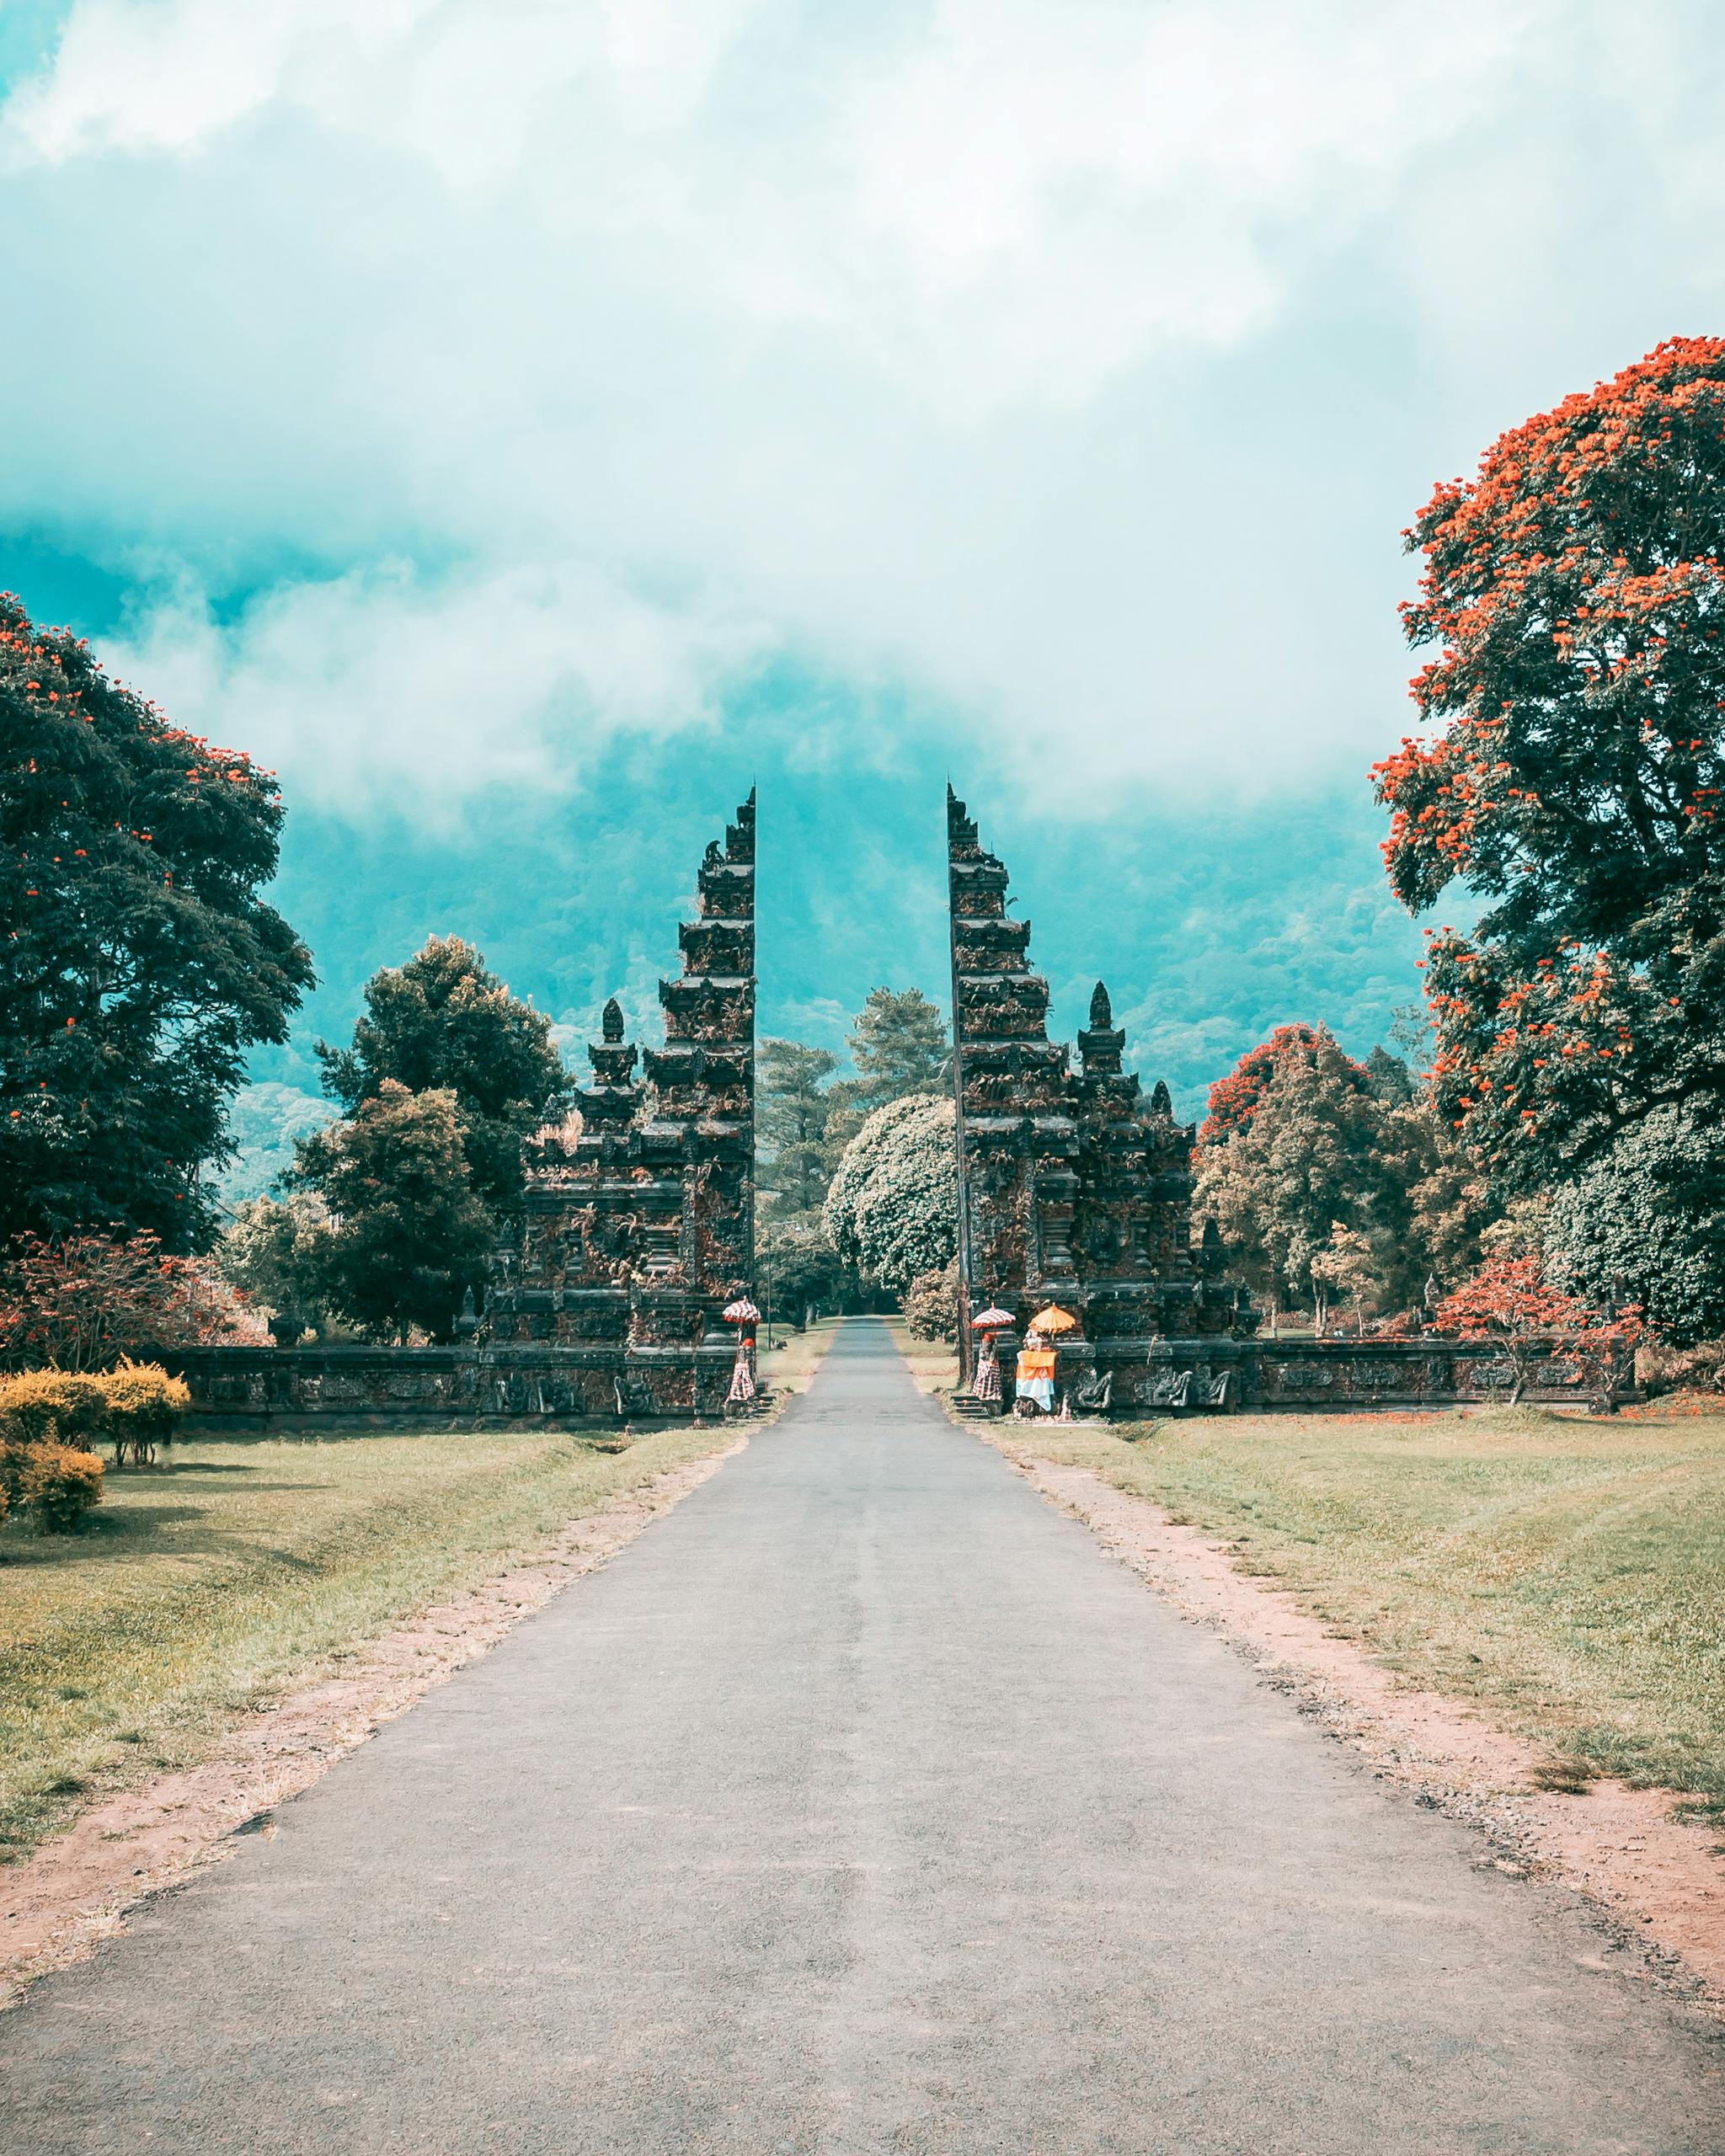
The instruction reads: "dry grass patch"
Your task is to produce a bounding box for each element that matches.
[1002,1404,1725,1821]
[0,1420,734,1862]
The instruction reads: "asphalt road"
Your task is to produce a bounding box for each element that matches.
[3,1317,1722,2153]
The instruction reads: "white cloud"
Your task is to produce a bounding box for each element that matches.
[2,0,1723,808]
[104,560,770,812]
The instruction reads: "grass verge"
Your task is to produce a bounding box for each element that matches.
[0,1420,736,1863]
[997,1403,1725,1822]
[883,1319,959,1393]
[759,1316,842,1395]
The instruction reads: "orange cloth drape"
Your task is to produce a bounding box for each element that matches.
[1016,1348,1057,1383]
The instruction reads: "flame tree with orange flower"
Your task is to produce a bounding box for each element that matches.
[1375,338,1725,1192]
[0,595,312,1250]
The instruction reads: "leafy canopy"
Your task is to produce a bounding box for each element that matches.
[317,936,569,1211]
[1547,1105,1725,1347]
[846,987,951,1108]
[292,1081,492,1342]
[0,1232,261,1372]
[824,1093,956,1293]
[1194,1026,1488,1319]
[0,595,312,1248]
[1375,336,1725,1184]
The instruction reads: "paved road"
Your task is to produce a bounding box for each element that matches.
[3,1320,1722,2153]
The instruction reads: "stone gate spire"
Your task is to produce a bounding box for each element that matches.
[486,789,757,1420]
[946,783,1248,1412]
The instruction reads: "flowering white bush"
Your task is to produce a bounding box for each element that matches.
[824,1095,956,1292]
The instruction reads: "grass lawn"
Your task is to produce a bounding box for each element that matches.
[0,1419,740,1863]
[1001,1403,1725,1820]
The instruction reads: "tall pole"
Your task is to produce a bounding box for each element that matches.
[946,786,976,1386]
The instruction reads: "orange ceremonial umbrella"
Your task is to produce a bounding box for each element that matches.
[1028,1304,1077,1335]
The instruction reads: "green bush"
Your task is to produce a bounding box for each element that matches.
[901,1260,960,1342]
[1547,1105,1725,1346]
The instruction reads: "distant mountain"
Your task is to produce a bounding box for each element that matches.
[216,1082,335,1209]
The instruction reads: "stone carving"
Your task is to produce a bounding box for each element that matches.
[1073,1366,1113,1413]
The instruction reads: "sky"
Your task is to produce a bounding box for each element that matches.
[3,0,1724,1131]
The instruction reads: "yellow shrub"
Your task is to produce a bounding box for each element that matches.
[98,1360,190,1466]
[0,1369,109,1450]
[19,1441,104,1534]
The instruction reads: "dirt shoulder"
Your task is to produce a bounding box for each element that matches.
[984,1424,1725,2015]
[1,1436,745,2008]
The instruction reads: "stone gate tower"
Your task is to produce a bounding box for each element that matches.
[484,790,756,1418]
[947,785,1252,1411]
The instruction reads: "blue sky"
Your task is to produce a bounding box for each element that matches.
[4,1,1724,1120]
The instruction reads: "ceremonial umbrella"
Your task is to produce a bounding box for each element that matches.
[1028,1304,1077,1335]
[971,1306,1016,1331]
[723,1297,761,1331]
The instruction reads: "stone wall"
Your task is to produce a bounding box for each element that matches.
[1039,1332,1632,1415]
[168,1327,1632,1428]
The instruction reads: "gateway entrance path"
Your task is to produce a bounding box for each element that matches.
[3,1321,1720,2153]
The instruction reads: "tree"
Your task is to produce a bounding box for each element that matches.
[824,1094,957,1293]
[1546,1105,1725,1346]
[0,595,313,1249]
[1375,337,1725,1192]
[317,937,569,1213]
[1198,1024,1330,1145]
[901,1259,961,1342]
[291,1082,492,1342]
[215,1193,336,1336]
[1397,1105,1494,1294]
[1194,1027,1411,1321]
[847,987,951,1108]
[1432,1257,1641,1406]
[757,1039,839,1218]
[757,1209,843,1326]
[1309,1225,1378,1336]
[818,987,953,1176]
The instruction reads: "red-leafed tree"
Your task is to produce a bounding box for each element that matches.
[0,595,313,1249]
[0,1231,265,1373]
[1432,1256,1642,1406]
[1375,337,1725,1187]
[1198,1023,1369,1145]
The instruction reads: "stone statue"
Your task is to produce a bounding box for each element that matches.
[1073,1367,1112,1413]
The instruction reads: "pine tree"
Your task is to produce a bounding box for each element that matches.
[757,1039,839,1217]
[846,987,951,1108]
